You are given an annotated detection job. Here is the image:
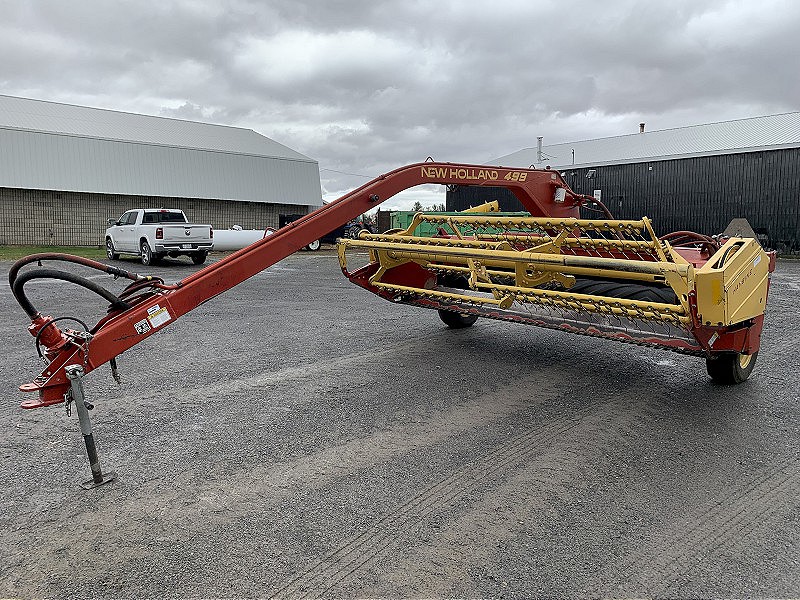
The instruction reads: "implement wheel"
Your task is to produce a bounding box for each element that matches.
[438,275,479,329]
[706,352,758,384]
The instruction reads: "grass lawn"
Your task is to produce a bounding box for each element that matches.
[0,245,107,260]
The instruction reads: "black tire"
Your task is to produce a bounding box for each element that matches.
[438,275,479,329]
[305,239,321,251]
[191,251,208,265]
[706,352,758,384]
[439,309,479,329]
[140,241,153,266]
[105,238,119,260]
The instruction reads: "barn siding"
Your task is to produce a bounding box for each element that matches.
[447,149,800,252]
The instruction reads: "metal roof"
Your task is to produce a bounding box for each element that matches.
[492,112,800,169]
[0,94,314,162]
[0,95,321,205]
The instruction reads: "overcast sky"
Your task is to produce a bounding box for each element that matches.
[2,0,799,209]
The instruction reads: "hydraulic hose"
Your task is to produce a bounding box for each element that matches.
[588,197,614,220]
[660,230,720,255]
[34,316,91,357]
[575,194,615,220]
[8,253,146,288]
[12,268,131,319]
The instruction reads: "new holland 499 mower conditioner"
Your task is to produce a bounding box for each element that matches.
[10,161,774,408]
[337,164,775,385]
[9,161,776,483]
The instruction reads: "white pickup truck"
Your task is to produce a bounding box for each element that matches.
[105,209,214,266]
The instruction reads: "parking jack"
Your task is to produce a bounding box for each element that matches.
[65,365,116,489]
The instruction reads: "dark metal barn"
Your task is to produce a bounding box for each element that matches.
[448,115,800,252]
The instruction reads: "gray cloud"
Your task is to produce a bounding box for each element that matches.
[2,0,798,207]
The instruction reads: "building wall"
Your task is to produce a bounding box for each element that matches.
[0,187,312,246]
[447,148,800,252]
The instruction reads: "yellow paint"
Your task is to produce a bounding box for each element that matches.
[338,214,770,330]
[695,237,770,326]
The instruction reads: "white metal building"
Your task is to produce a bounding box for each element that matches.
[0,95,322,245]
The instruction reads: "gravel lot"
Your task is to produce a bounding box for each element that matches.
[1,250,798,598]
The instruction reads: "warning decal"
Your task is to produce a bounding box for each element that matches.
[147,304,172,328]
[134,319,151,335]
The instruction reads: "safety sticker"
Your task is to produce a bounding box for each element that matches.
[134,319,151,334]
[753,254,762,267]
[147,304,172,328]
[708,332,719,347]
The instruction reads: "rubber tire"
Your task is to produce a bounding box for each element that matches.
[568,278,677,304]
[140,241,153,266]
[105,238,119,260]
[306,239,321,251]
[439,309,479,329]
[706,352,758,384]
[438,275,479,329]
[352,228,369,239]
[191,252,208,265]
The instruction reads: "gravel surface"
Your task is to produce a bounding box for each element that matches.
[1,250,798,599]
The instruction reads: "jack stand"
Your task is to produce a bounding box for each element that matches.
[65,364,116,489]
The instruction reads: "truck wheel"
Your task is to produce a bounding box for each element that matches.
[140,241,153,266]
[191,252,208,265]
[706,352,758,384]
[305,239,321,251]
[105,238,119,260]
[438,275,479,329]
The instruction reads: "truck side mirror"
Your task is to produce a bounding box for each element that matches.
[108,218,118,226]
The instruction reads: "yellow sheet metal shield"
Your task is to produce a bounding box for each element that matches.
[694,238,771,326]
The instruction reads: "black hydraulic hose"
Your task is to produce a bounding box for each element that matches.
[12,268,131,319]
[8,253,145,288]
[34,316,91,357]
[118,277,166,300]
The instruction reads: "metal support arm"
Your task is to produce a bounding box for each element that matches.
[16,162,578,408]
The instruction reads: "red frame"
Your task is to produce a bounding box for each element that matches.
[18,162,578,408]
[17,161,774,408]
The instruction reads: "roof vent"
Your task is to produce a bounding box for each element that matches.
[639,123,646,133]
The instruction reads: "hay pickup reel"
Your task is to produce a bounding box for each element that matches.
[9,162,775,482]
[338,210,775,384]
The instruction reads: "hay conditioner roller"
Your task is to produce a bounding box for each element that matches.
[12,161,776,414]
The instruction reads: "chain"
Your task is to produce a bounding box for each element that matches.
[80,335,91,371]
[64,388,73,417]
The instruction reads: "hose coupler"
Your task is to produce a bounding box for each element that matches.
[29,314,69,355]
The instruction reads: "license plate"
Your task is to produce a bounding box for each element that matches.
[182,243,192,249]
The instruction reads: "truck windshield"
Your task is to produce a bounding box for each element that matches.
[143,212,188,224]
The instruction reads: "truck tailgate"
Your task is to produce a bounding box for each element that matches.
[162,225,212,243]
